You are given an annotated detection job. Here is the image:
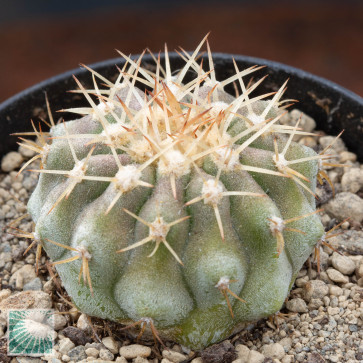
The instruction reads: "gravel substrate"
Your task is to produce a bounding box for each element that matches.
[0,109,362,363]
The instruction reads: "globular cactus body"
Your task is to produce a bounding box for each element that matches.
[25,38,325,349]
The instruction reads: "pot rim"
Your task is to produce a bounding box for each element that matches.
[1,52,362,110]
[1,52,362,159]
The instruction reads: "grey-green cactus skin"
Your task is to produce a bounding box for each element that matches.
[26,43,324,350]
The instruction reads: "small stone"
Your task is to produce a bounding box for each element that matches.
[303,280,329,301]
[319,136,346,153]
[324,192,363,223]
[9,264,36,289]
[1,151,23,172]
[327,306,340,315]
[280,109,316,140]
[119,344,152,359]
[0,289,11,302]
[341,220,350,229]
[58,337,75,355]
[236,344,250,361]
[62,326,92,346]
[201,341,236,363]
[43,279,55,293]
[84,342,103,350]
[329,230,363,255]
[356,262,363,278]
[331,252,356,275]
[162,350,187,362]
[77,313,92,333]
[115,357,128,363]
[18,144,37,158]
[299,136,317,147]
[326,268,349,284]
[102,336,120,354]
[68,345,87,361]
[261,343,285,360]
[329,285,343,296]
[0,291,52,314]
[191,358,203,363]
[53,313,67,330]
[99,348,114,360]
[308,298,323,309]
[341,168,363,193]
[16,358,44,363]
[286,298,308,313]
[136,357,150,363]
[278,338,292,352]
[23,277,43,291]
[339,151,357,163]
[281,355,294,363]
[85,347,99,358]
[247,350,265,363]
[307,352,325,363]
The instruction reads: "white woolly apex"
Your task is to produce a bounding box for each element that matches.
[248,113,265,126]
[269,216,285,234]
[205,78,221,88]
[158,149,190,177]
[209,101,229,118]
[33,231,40,242]
[140,317,154,327]
[214,147,240,170]
[101,123,125,136]
[202,179,224,206]
[135,105,166,131]
[101,123,130,144]
[114,165,142,192]
[73,245,92,260]
[68,161,86,183]
[215,276,231,289]
[96,101,115,113]
[150,217,170,240]
[90,101,115,121]
[273,153,288,171]
[129,139,154,163]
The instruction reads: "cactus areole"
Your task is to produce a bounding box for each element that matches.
[24,37,327,349]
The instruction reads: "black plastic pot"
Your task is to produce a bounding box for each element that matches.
[1,53,362,159]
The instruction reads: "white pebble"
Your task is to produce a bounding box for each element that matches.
[247,350,265,363]
[324,192,363,223]
[331,252,356,275]
[341,168,363,193]
[286,298,308,313]
[261,343,285,359]
[162,349,187,362]
[102,336,119,354]
[327,268,349,284]
[119,344,151,359]
[1,151,23,172]
[85,347,99,358]
[58,337,75,355]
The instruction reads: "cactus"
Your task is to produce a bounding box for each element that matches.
[18,37,329,349]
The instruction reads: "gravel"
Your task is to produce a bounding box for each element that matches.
[0,108,362,362]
